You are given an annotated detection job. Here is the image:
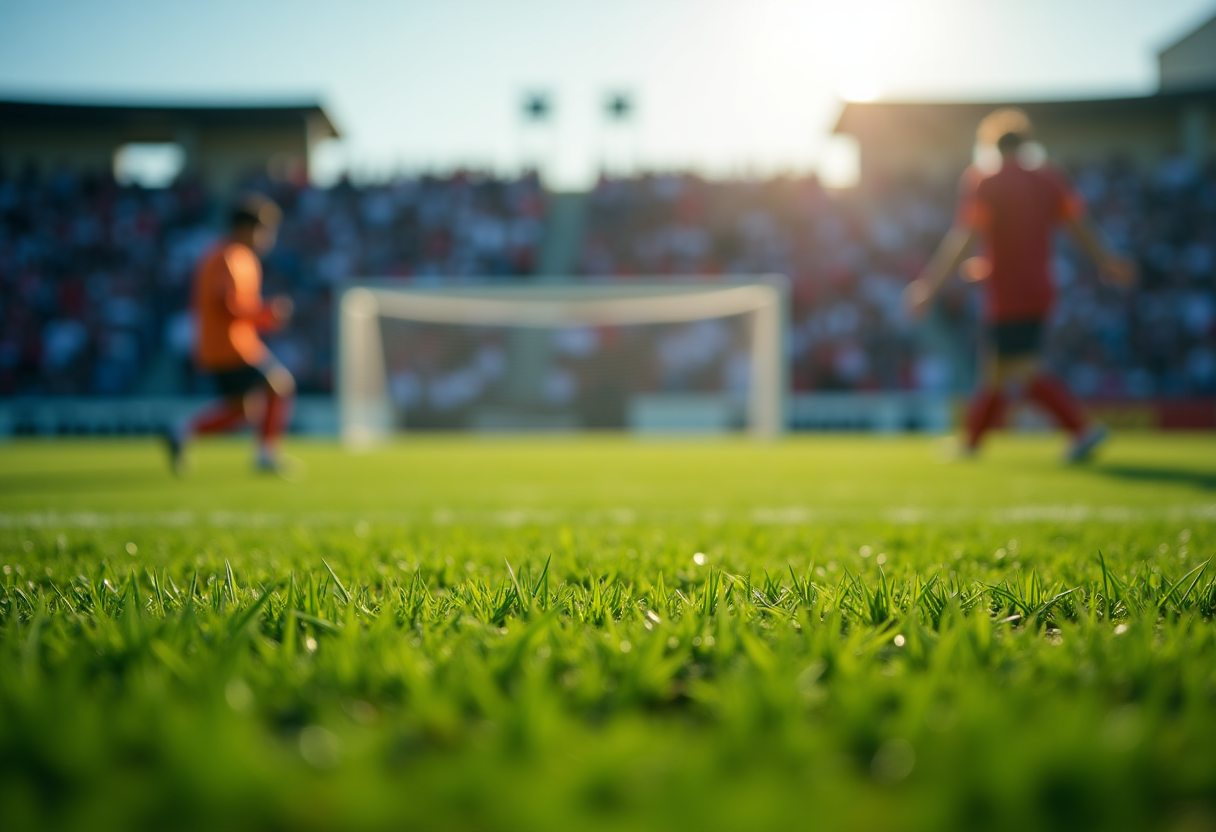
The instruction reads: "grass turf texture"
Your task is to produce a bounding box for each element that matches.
[2,435,1216,832]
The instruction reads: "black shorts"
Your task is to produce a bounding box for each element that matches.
[211,359,288,398]
[988,319,1044,359]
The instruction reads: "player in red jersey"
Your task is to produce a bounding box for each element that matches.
[905,108,1136,462]
[164,194,298,476]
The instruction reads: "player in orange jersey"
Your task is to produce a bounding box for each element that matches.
[905,108,1136,462]
[164,194,297,476]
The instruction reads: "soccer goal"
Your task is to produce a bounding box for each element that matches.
[336,279,787,446]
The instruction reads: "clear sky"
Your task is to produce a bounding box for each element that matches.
[1,0,1213,188]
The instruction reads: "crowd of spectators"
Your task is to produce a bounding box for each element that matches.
[578,174,953,393]
[379,317,754,429]
[578,157,1216,398]
[0,166,213,397]
[1,153,1213,405]
[1051,156,1216,398]
[0,164,545,397]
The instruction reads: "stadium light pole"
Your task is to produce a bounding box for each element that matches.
[515,91,560,402]
[519,91,555,184]
[601,91,636,176]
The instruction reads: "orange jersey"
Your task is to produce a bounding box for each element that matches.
[192,241,271,370]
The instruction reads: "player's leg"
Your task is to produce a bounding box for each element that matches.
[1025,372,1086,436]
[254,360,297,474]
[962,329,1020,453]
[994,318,1105,462]
[190,397,249,435]
[964,352,1040,452]
[162,367,260,475]
[1023,370,1107,462]
[963,369,1006,453]
[192,366,266,436]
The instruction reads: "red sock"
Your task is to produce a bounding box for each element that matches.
[190,399,246,436]
[965,388,1006,450]
[258,390,293,451]
[1026,373,1087,436]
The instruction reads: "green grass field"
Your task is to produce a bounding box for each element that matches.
[2,434,1216,832]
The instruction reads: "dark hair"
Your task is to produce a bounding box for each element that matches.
[977,108,1032,150]
[229,193,282,230]
[996,131,1025,154]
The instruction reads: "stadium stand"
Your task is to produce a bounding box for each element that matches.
[576,164,1216,401]
[0,167,545,399]
[1,9,1213,431]
[2,159,1212,409]
[0,9,1211,433]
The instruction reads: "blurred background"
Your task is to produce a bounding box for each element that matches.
[1,0,1214,435]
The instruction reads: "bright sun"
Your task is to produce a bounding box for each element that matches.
[836,73,884,103]
[816,0,911,102]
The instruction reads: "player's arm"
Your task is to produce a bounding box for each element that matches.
[904,225,978,320]
[238,295,291,332]
[1064,214,1137,288]
[1052,168,1136,288]
[220,250,292,330]
[258,296,293,331]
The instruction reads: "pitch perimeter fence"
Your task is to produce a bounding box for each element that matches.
[2,395,1212,438]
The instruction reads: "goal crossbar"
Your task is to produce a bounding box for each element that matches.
[337,279,787,444]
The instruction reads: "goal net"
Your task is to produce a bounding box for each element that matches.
[336,280,787,446]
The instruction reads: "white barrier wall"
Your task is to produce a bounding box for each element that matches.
[0,394,949,437]
[789,393,952,433]
[0,396,339,438]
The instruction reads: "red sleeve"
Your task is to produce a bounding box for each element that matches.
[1047,166,1085,222]
[954,167,990,230]
[1060,186,1084,222]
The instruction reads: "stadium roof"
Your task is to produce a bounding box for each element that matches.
[1158,9,1216,91]
[832,85,1216,138]
[0,98,340,138]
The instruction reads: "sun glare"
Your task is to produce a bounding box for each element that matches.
[837,75,883,103]
[815,0,911,103]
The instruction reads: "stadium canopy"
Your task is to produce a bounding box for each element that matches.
[834,86,1216,188]
[835,10,1216,188]
[1159,10,1216,92]
[0,98,340,192]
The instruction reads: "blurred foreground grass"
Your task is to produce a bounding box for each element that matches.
[2,435,1216,831]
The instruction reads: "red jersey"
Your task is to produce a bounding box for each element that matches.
[956,160,1084,323]
[192,241,274,370]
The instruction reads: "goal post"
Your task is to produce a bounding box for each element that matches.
[336,278,788,446]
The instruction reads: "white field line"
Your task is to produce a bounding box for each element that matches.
[1,503,1215,530]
